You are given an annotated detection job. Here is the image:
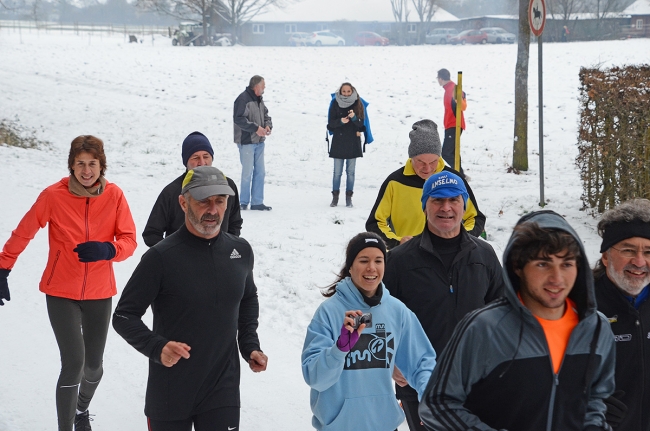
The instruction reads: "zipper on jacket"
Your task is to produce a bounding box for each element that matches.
[448,272,454,293]
[546,373,559,431]
[46,250,61,285]
[81,198,89,300]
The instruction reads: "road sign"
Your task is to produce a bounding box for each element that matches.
[529,0,546,37]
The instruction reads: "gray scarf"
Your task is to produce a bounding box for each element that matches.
[335,89,358,109]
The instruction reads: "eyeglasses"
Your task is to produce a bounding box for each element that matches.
[610,246,650,259]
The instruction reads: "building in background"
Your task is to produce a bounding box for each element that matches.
[242,0,459,46]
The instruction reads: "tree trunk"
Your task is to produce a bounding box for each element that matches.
[513,0,531,171]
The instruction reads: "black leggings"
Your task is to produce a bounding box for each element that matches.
[147,406,240,431]
[397,384,427,431]
[442,127,465,177]
[46,295,112,431]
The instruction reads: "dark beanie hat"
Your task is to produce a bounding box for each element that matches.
[182,132,214,167]
[600,221,650,253]
[345,233,387,271]
[408,119,442,158]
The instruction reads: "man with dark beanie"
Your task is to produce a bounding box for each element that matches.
[142,131,242,247]
[366,119,485,250]
[383,171,503,431]
[593,198,650,431]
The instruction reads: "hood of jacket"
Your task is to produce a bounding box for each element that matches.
[335,277,385,309]
[502,210,597,320]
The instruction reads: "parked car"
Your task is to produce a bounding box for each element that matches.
[480,27,516,44]
[288,32,310,46]
[449,29,488,45]
[307,31,346,46]
[354,31,389,46]
[425,28,458,45]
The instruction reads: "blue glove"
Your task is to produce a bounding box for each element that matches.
[73,242,116,263]
[0,269,10,306]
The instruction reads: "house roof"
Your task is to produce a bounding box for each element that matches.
[624,0,650,15]
[252,0,459,23]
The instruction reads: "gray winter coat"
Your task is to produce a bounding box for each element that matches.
[233,87,272,145]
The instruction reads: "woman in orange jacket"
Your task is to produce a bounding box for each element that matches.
[0,135,137,431]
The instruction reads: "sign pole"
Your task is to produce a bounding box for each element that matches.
[538,34,545,207]
[529,0,546,207]
[454,72,463,172]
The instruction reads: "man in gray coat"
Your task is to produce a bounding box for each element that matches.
[233,75,273,211]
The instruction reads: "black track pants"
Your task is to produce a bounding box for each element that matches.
[46,295,112,431]
[147,406,240,431]
[442,127,465,177]
[397,384,427,431]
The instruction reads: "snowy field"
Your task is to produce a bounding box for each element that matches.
[0,27,649,430]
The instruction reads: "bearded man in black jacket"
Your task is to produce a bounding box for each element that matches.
[113,166,267,431]
[383,170,504,431]
[594,198,650,431]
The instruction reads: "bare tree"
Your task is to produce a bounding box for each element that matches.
[583,0,634,35]
[213,0,286,42]
[411,0,438,44]
[1,0,26,12]
[512,0,531,171]
[390,0,410,45]
[546,0,585,40]
[137,0,215,43]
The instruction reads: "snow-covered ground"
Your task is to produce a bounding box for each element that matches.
[0,27,648,430]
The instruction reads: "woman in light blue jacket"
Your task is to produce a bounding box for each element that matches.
[302,232,436,431]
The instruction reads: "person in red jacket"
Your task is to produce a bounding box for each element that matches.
[0,135,137,431]
[437,68,467,179]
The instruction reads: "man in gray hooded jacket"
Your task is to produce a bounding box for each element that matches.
[419,210,616,431]
[233,75,273,211]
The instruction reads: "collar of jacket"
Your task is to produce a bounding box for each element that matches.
[599,273,649,312]
[418,227,476,264]
[177,223,223,246]
[403,158,447,178]
[246,86,262,102]
[336,277,386,309]
[502,211,597,320]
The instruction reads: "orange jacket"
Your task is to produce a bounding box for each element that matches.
[443,81,466,130]
[0,177,137,300]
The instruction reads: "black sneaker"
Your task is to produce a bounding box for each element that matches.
[75,410,93,431]
[250,204,272,211]
[240,204,248,210]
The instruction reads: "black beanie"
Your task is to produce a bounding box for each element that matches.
[182,132,214,167]
[346,233,387,270]
[600,220,650,252]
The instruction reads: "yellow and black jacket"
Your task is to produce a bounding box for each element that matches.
[365,158,485,249]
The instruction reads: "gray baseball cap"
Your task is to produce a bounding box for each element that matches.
[181,166,235,200]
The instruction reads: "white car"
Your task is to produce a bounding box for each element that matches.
[480,27,516,44]
[307,31,345,46]
[425,28,458,45]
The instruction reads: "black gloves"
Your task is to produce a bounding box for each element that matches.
[74,241,116,263]
[0,269,10,305]
[604,390,627,429]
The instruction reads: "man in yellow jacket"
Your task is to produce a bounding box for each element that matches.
[366,119,485,249]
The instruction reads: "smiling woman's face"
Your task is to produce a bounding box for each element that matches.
[349,247,384,298]
[340,85,353,97]
[72,151,101,188]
